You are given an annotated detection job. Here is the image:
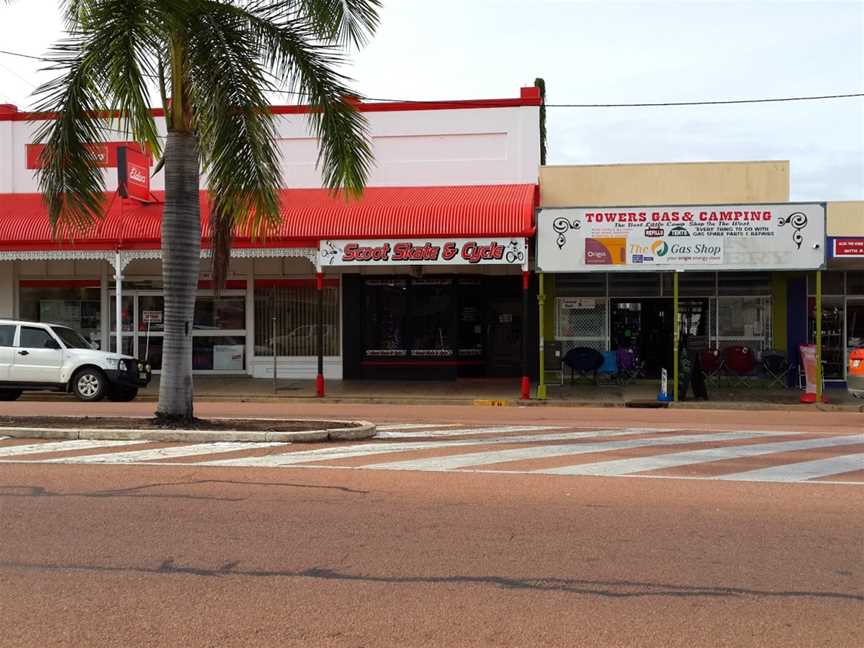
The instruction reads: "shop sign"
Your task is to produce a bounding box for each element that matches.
[26,141,150,169]
[117,146,151,202]
[142,310,162,324]
[831,237,864,258]
[537,203,826,272]
[560,298,596,310]
[320,238,527,266]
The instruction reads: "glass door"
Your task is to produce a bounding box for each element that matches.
[846,298,864,380]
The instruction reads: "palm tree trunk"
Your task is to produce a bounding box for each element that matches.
[156,131,200,421]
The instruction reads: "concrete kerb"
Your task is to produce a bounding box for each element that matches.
[0,417,376,443]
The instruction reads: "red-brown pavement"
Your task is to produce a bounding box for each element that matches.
[0,401,862,647]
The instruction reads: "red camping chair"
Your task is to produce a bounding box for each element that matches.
[700,348,722,383]
[722,345,756,387]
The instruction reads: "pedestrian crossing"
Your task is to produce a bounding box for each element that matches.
[0,423,861,484]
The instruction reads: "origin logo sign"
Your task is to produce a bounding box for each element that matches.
[585,238,626,265]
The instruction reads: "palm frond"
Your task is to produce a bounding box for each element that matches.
[240,5,374,196]
[253,0,381,48]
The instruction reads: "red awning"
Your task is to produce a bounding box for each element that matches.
[0,184,536,251]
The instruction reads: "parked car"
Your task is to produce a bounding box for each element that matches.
[0,319,151,402]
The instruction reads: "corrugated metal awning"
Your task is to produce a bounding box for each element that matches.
[0,184,536,251]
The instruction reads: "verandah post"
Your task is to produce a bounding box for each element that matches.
[521,268,531,400]
[816,269,822,402]
[316,264,325,398]
[537,272,547,400]
[673,270,679,403]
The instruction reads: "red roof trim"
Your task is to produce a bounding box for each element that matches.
[0,88,540,122]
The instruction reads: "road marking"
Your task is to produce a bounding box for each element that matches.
[197,429,651,467]
[535,436,864,476]
[376,424,564,438]
[0,439,141,458]
[376,424,463,431]
[716,452,864,482]
[359,431,790,471]
[41,442,287,464]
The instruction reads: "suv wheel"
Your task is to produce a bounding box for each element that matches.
[0,389,22,401]
[72,368,107,402]
[108,386,138,402]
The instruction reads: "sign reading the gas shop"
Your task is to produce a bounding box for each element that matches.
[320,238,527,266]
[537,203,825,272]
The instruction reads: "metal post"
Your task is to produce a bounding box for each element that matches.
[272,288,277,394]
[520,268,531,400]
[114,251,123,355]
[816,270,822,402]
[316,270,325,398]
[537,273,547,400]
[673,271,679,403]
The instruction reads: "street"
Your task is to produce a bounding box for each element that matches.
[0,403,862,647]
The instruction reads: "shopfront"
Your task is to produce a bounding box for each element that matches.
[535,203,827,399]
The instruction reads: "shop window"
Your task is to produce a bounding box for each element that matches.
[609,273,660,297]
[457,280,485,357]
[409,279,453,357]
[254,284,340,356]
[0,325,14,347]
[809,297,844,380]
[19,285,101,345]
[360,279,408,357]
[134,295,246,332]
[109,295,135,333]
[846,300,864,374]
[717,296,772,354]
[556,297,608,352]
[194,336,246,371]
[846,271,864,295]
[108,336,135,356]
[679,272,716,297]
[556,274,606,297]
[718,272,770,296]
[807,271,845,295]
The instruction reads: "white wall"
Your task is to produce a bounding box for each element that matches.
[1,98,539,194]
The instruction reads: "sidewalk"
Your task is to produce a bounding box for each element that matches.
[93,375,864,412]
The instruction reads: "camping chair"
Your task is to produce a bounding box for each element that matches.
[761,350,791,389]
[597,351,620,384]
[615,347,642,384]
[700,348,722,384]
[722,345,757,387]
[562,347,605,385]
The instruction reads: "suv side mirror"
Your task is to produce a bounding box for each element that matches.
[45,339,61,350]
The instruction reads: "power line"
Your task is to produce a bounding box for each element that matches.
[2,47,862,108]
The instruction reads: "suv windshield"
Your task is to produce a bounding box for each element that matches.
[50,326,92,349]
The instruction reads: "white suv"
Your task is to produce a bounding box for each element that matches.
[0,319,151,402]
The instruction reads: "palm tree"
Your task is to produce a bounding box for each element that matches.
[31,0,379,421]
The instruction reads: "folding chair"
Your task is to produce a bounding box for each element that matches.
[700,348,722,384]
[562,347,605,385]
[597,351,620,385]
[615,347,642,384]
[761,350,791,389]
[722,345,757,387]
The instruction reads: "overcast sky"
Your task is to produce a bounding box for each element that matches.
[1,0,862,200]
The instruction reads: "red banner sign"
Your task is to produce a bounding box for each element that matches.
[117,146,152,202]
[833,238,864,258]
[26,142,150,169]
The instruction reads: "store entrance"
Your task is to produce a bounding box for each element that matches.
[611,298,709,377]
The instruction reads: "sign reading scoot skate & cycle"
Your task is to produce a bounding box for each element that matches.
[537,203,826,272]
[320,238,527,266]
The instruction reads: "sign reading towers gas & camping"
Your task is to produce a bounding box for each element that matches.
[536,203,825,272]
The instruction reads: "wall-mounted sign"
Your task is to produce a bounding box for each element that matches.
[26,142,151,169]
[117,146,152,202]
[319,238,527,266]
[830,237,864,258]
[560,298,596,310]
[537,203,826,272]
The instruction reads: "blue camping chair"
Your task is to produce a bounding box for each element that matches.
[563,347,605,384]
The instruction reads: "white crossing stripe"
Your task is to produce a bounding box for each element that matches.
[197,429,652,467]
[376,424,563,438]
[376,424,463,431]
[0,439,142,458]
[358,431,791,471]
[716,452,864,482]
[535,436,864,476]
[42,441,287,464]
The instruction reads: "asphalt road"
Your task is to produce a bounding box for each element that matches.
[0,403,862,647]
